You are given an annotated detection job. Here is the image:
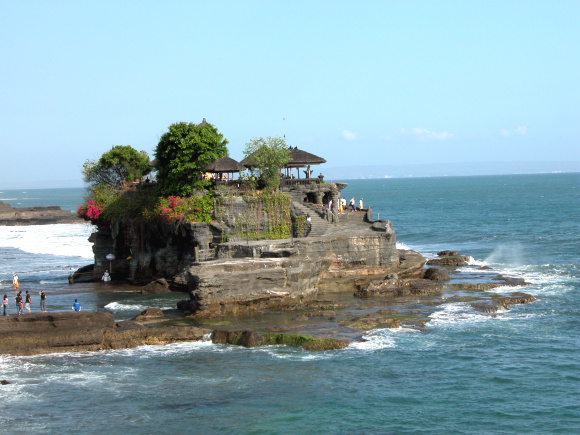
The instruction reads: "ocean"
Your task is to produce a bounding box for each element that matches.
[0,173,579,434]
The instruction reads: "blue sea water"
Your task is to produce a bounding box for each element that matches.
[0,174,579,434]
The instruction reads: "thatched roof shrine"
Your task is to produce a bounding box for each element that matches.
[205,156,245,173]
[285,147,326,168]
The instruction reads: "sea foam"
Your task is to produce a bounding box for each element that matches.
[0,224,94,258]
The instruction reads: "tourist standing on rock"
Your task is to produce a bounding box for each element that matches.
[25,291,32,313]
[2,294,8,316]
[359,198,364,211]
[102,270,111,282]
[350,197,356,211]
[13,273,19,290]
[72,299,81,311]
[38,290,47,312]
[15,292,23,315]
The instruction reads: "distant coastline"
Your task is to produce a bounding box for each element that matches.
[324,161,580,180]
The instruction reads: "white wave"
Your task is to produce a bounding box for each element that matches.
[396,242,411,250]
[348,329,396,350]
[429,302,494,327]
[0,224,95,258]
[104,302,175,311]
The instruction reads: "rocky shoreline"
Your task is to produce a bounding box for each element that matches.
[0,201,82,225]
[0,185,536,357]
[0,249,535,356]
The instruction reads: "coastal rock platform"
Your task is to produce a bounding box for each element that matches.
[0,201,82,225]
[0,311,210,356]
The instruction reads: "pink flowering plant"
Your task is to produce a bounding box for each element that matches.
[77,200,104,221]
[155,195,213,223]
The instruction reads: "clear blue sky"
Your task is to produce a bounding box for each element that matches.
[1,1,578,188]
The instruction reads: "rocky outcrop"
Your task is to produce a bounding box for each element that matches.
[175,256,333,318]
[422,267,451,281]
[211,330,349,351]
[426,250,470,267]
[0,201,81,225]
[0,311,209,356]
[470,292,536,314]
[354,277,443,298]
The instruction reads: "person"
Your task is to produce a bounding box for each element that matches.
[350,197,356,212]
[2,294,8,316]
[101,270,111,282]
[12,273,19,290]
[328,199,333,211]
[38,290,47,312]
[341,197,347,212]
[359,198,364,211]
[25,290,31,314]
[15,292,23,315]
[306,214,311,223]
[72,299,81,311]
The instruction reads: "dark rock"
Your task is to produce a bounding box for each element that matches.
[142,278,171,294]
[423,267,451,281]
[355,278,443,298]
[131,308,165,321]
[1,380,10,385]
[68,264,95,284]
[492,275,530,286]
[446,283,502,291]
[471,292,536,314]
[437,250,459,257]
[211,330,350,351]
[427,256,468,267]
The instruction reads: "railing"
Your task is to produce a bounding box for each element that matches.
[280,176,324,187]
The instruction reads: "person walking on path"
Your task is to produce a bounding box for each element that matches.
[2,294,8,316]
[38,290,47,312]
[15,292,23,315]
[72,299,81,311]
[25,291,32,314]
[12,273,19,290]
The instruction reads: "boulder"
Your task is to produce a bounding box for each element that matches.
[211,330,350,351]
[142,278,171,295]
[423,267,451,281]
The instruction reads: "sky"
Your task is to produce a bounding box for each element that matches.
[1,1,579,188]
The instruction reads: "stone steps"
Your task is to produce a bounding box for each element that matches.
[290,197,329,237]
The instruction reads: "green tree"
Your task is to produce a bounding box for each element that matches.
[154,120,229,196]
[243,137,291,191]
[82,145,150,189]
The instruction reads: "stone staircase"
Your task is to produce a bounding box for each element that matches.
[288,191,329,237]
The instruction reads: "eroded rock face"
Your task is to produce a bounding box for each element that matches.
[175,256,333,317]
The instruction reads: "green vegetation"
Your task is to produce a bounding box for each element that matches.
[234,191,292,239]
[243,137,290,191]
[82,145,150,189]
[77,122,294,241]
[154,121,229,196]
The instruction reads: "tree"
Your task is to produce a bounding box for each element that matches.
[82,145,150,189]
[154,120,229,196]
[243,137,291,191]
